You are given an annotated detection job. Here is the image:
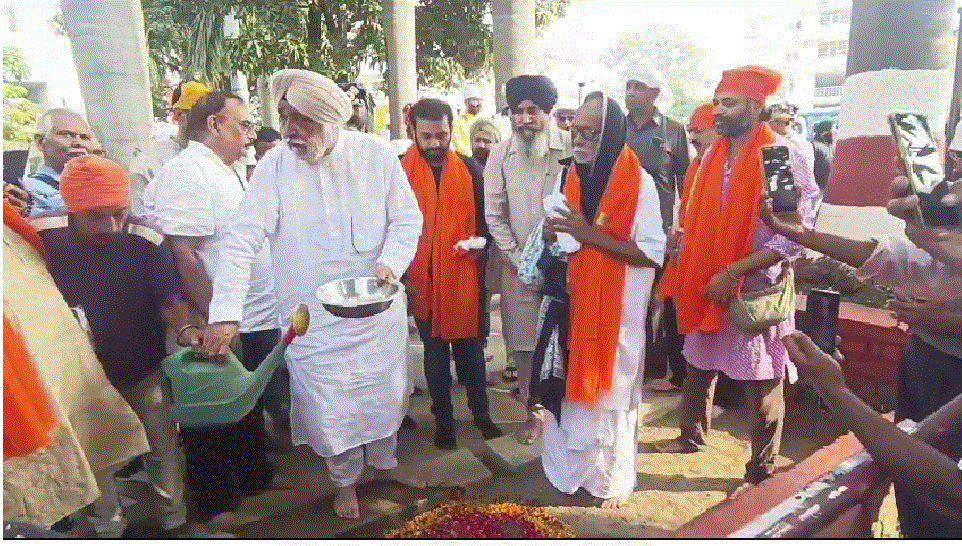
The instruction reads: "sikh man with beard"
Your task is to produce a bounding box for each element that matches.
[532,91,665,508]
[657,67,819,487]
[401,98,503,450]
[484,75,571,444]
[203,70,424,520]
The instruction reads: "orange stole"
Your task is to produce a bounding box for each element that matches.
[4,315,57,460]
[3,201,57,460]
[658,154,702,299]
[564,147,641,405]
[402,147,480,341]
[662,122,776,334]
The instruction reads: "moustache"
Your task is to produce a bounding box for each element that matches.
[422,147,446,159]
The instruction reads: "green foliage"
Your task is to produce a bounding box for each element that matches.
[3,45,30,82]
[605,25,712,121]
[142,0,573,98]
[3,46,36,149]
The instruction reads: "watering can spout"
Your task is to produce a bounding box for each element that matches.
[164,304,310,427]
[247,303,311,399]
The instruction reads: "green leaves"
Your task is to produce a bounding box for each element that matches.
[3,45,30,81]
[142,0,572,95]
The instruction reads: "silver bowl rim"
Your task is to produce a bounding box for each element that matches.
[314,276,403,309]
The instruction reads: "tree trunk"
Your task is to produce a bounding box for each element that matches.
[61,0,152,170]
[492,0,537,111]
[383,0,416,140]
[257,74,279,130]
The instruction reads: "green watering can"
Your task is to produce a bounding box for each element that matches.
[163,304,310,427]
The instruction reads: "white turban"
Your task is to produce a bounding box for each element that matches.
[271,69,352,125]
[624,61,675,111]
[462,83,482,101]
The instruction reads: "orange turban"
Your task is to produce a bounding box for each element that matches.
[715,65,782,102]
[60,155,131,213]
[688,103,714,130]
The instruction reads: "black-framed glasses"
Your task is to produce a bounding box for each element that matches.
[573,127,602,142]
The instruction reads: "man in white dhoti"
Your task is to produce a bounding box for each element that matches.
[484,75,571,444]
[202,69,425,519]
[532,91,665,508]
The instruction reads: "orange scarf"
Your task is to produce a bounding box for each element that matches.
[402,147,480,341]
[660,122,776,334]
[658,154,702,298]
[565,147,641,405]
[3,200,57,460]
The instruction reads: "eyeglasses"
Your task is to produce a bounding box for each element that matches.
[572,127,602,142]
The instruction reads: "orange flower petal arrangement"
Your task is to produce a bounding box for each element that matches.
[385,501,574,539]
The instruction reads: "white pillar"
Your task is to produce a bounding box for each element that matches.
[61,0,152,170]
[384,0,417,140]
[257,74,279,130]
[492,0,537,111]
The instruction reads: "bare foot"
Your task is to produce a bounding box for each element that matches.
[600,494,632,510]
[518,409,544,445]
[386,465,426,488]
[335,486,360,519]
[728,482,754,500]
[269,473,295,490]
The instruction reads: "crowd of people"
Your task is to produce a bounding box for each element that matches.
[3,58,961,538]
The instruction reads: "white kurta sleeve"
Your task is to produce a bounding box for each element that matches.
[207,155,281,324]
[633,171,667,266]
[376,150,422,279]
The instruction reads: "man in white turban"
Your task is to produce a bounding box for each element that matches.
[203,69,425,519]
[453,83,485,155]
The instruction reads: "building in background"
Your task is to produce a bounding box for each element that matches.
[741,0,819,110]
[812,0,851,109]
[4,0,85,113]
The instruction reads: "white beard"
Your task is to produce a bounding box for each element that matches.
[514,127,549,160]
[297,124,339,166]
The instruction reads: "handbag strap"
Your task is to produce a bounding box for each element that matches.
[731,259,792,301]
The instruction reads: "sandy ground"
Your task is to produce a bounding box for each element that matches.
[85,299,899,538]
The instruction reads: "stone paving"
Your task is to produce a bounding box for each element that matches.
[71,297,898,538]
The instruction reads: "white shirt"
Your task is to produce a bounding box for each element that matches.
[206,131,422,457]
[144,141,278,332]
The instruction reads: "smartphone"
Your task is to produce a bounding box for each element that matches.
[805,290,840,354]
[887,111,958,226]
[761,145,798,214]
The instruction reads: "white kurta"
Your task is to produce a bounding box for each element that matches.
[208,131,423,458]
[541,166,666,499]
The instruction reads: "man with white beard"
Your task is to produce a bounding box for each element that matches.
[484,74,571,444]
[202,69,425,520]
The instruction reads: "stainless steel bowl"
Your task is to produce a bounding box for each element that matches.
[315,277,401,319]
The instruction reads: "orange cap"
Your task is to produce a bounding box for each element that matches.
[688,103,714,130]
[60,155,130,213]
[715,65,782,102]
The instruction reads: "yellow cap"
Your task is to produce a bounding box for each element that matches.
[172,81,210,110]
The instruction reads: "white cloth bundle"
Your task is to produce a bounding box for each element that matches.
[543,193,581,254]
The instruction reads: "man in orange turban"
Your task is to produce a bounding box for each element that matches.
[32,154,203,535]
[656,66,820,487]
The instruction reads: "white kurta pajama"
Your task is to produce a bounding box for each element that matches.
[540,168,666,499]
[208,131,422,485]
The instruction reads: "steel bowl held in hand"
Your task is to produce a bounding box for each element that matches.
[316,276,402,318]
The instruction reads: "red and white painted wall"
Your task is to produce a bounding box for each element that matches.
[816,69,954,240]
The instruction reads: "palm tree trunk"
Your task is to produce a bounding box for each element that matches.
[61,0,153,170]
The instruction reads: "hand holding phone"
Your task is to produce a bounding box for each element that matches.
[760,145,799,215]
[888,111,958,227]
[804,290,840,354]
